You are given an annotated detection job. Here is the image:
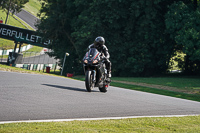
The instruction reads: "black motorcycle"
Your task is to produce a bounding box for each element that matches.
[83,48,111,92]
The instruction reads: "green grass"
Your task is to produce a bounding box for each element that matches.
[22,46,43,57]
[73,75,200,90]
[25,46,43,52]
[0,115,200,132]
[0,64,43,74]
[0,9,42,54]
[23,0,42,17]
[0,10,28,50]
[111,82,200,102]
[72,75,200,102]
[0,10,34,50]
[0,45,43,59]
[111,77,200,90]
[0,64,60,75]
[0,11,27,28]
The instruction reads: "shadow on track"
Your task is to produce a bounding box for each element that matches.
[42,84,99,92]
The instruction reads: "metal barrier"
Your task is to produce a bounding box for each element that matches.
[0,50,60,71]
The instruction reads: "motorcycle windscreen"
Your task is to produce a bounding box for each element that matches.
[88,48,99,59]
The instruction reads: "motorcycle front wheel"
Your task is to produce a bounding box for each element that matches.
[85,70,94,92]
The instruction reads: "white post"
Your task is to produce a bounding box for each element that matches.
[61,52,69,76]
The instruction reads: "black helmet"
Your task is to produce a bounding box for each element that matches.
[94,36,105,48]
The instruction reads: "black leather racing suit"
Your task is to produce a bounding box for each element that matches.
[88,44,111,74]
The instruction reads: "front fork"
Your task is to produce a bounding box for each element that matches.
[84,66,96,83]
[92,70,96,83]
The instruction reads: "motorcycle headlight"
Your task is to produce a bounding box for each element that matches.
[84,60,88,64]
[93,60,98,64]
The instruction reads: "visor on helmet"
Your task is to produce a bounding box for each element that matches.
[94,42,101,47]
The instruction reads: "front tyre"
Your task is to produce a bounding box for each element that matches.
[85,70,93,92]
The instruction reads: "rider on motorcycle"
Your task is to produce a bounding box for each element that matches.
[88,36,112,78]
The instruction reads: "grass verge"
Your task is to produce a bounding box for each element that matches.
[0,11,28,50]
[23,0,42,17]
[111,82,200,102]
[72,75,200,102]
[0,115,200,132]
[22,46,43,57]
[0,64,59,76]
[0,10,34,50]
[111,77,200,90]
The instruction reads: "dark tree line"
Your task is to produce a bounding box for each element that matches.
[37,0,200,76]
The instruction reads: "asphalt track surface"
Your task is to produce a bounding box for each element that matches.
[0,70,200,122]
[15,9,39,30]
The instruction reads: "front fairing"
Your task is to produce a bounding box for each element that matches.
[83,48,100,66]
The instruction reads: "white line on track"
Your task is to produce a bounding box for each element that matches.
[0,114,199,124]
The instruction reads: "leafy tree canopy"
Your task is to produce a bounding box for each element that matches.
[37,0,200,76]
[165,0,200,74]
[0,0,29,14]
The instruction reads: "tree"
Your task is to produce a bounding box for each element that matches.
[0,0,29,24]
[71,0,176,76]
[37,0,172,76]
[38,0,199,76]
[165,1,200,74]
[37,0,82,75]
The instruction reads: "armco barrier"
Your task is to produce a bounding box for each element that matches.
[0,45,32,55]
[15,64,60,71]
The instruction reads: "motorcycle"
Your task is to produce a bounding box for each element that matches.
[83,48,111,92]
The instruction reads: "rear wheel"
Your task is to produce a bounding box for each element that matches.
[85,71,93,92]
[99,85,107,93]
